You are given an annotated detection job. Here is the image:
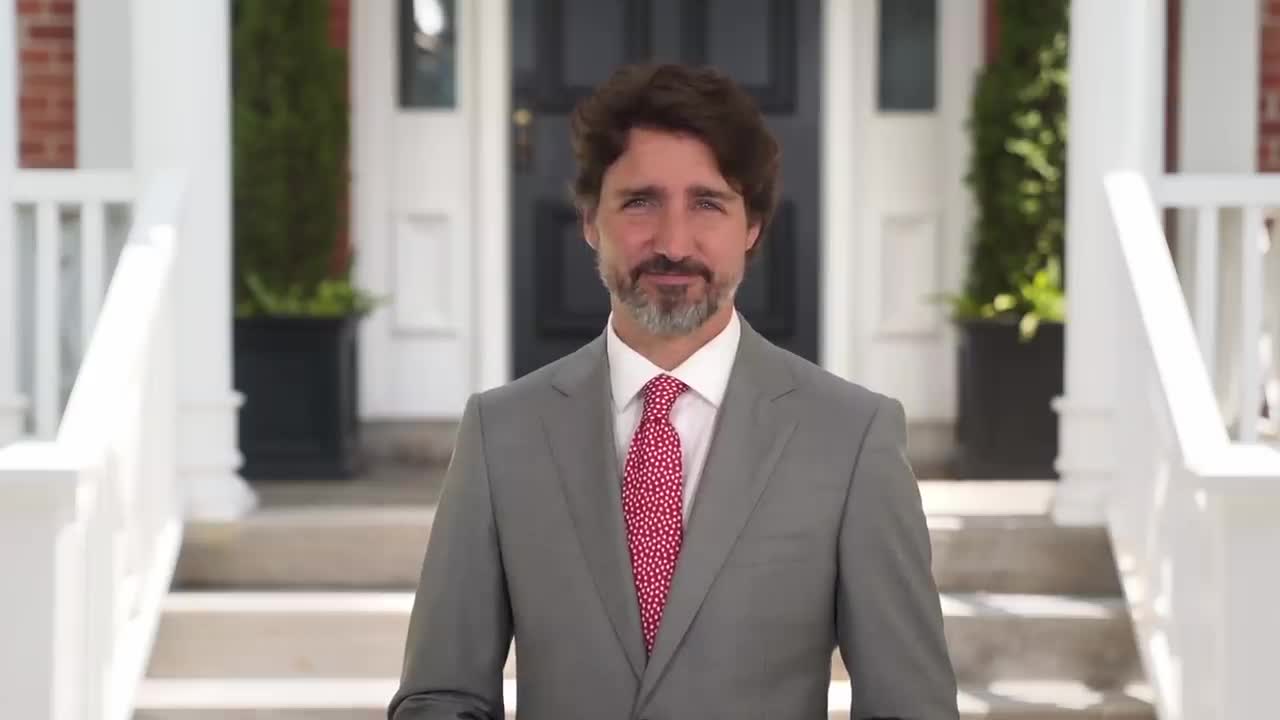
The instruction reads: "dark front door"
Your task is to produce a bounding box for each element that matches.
[511,0,820,377]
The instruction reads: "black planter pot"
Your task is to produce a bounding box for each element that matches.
[953,318,1063,479]
[234,314,363,480]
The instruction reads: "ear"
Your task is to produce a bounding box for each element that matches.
[746,221,762,252]
[582,205,600,250]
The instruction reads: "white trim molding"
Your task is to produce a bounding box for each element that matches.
[472,0,512,392]
[0,0,24,446]
[819,0,857,380]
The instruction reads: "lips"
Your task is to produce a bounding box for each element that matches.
[630,257,712,284]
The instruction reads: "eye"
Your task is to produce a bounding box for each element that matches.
[695,198,724,212]
[622,197,653,210]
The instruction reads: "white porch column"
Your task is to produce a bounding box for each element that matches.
[0,0,27,445]
[1054,0,1166,524]
[132,0,256,519]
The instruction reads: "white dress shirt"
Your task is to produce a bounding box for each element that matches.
[606,311,741,521]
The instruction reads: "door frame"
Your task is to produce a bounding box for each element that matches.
[460,0,978,397]
[471,0,866,389]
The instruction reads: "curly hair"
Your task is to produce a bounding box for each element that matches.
[569,63,781,254]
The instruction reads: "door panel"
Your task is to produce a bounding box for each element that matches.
[512,0,820,376]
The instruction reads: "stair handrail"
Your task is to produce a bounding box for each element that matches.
[0,170,187,720]
[1105,170,1280,720]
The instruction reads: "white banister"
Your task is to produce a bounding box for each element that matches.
[11,170,135,203]
[1155,176,1280,443]
[7,170,136,440]
[1193,206,1219,379]
[0,172,186,720]
[1157,174,1280,206]
[1106,170,1280,719]
[0,444,84,720]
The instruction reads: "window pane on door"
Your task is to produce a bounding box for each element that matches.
[878,0,936,111]
[399,0,458,108]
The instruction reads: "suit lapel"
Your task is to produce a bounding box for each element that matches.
[637,321,799,706]
[541,337,646,679]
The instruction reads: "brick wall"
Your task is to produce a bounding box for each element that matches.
[1262,0,1280,170]
[17,0,76,169]
[328,0,353,269]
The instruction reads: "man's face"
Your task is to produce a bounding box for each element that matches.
[583,127,761,336]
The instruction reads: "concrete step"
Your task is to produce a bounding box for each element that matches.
[146,591,1141,689]
[133,678,1155,719]
[174,509,1120,596]
[174,508,434,590]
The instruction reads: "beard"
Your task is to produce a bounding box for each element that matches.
[598,252,739,336]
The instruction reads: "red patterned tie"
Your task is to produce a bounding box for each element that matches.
[622,374,689,655]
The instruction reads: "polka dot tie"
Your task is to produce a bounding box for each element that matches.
[622,374,689,655]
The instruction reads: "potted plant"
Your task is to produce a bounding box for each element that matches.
[946,0,1068,479]
[231,0,376,479]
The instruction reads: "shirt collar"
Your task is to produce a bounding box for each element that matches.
[606,311,741,412]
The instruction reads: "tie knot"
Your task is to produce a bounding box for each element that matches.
[641,374,688,420]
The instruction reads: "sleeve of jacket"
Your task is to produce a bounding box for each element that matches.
[388,393,512,720]
[836,395,958,720]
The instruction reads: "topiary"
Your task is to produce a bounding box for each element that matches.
[947,0,1068,340]
[231,0,373,317]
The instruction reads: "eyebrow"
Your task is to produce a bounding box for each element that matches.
[689,185,736,202]
[614,184,738,201]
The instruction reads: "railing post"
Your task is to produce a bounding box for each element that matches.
[1212,487,1280,719]
[0,0,28,444]
[1192,206,1220,379]
[0,444,85,720]
[1237,207,1265,443]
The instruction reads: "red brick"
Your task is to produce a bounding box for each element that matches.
[20,48,50,63]
[28,25,73,40]
[19,96,47,111]
[27,119,74,133]
[49,1,74,15]
[23,74,72,90]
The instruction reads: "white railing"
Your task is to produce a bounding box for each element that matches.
[1,170,136,443]
[1158,175,1280,444]
[0,172,186,720]
[1106,171,1280,720]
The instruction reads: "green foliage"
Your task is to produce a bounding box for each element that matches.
[946,0,1069,340]
[236,272,379,318]
[232,0,370,317]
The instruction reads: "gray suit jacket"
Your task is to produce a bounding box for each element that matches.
[389,319,957,719]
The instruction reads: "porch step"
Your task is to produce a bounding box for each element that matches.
[174,507,434,590]
[145,591,1141,689]
[174,504,1120,595]
[132,678,1155,719]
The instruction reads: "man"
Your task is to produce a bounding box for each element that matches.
[390,63,957,720]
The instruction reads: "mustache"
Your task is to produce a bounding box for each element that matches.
[630,256,713,284]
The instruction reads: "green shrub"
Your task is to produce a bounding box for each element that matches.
[949,0,1069,339]
[231,0,374,317]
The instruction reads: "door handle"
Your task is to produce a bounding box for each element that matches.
[513,107,534,172]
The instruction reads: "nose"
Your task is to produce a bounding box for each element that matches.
[653,206,695,260]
